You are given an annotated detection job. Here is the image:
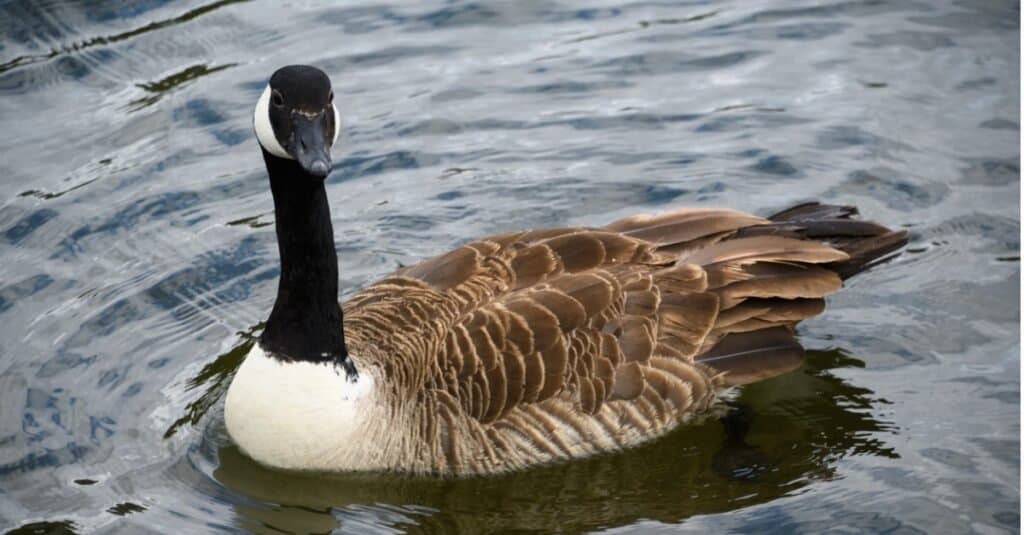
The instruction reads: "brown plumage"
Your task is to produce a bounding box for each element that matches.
[337,202,907,475]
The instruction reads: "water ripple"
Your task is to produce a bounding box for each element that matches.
[0,0,1017,533]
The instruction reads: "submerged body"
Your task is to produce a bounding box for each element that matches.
[223,65,907,476]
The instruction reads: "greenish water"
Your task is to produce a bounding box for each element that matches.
[0,1,1018,533]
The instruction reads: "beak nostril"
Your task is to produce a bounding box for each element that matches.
[310,160,329,177]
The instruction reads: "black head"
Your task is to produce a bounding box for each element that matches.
[254,65,340,178]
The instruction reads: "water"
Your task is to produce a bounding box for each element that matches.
[0,0,1018,533]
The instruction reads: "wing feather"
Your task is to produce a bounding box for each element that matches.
[342,203,905,473]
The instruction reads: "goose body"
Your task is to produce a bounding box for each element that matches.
[224,66,907,476]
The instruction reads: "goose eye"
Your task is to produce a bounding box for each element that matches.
[271,90,284,107]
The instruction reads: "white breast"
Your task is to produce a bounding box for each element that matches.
[224,345,380,471]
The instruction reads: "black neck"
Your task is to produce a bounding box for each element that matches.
[259,149,350,368]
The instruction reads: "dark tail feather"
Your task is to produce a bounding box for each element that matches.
[825,229,909,279]
[738,202,908,279]
[768,201,859,221]
[696,327,804,386]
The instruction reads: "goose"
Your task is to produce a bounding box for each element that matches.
[223,65,908,476]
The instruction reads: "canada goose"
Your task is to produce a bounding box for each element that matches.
[223,65,908,476]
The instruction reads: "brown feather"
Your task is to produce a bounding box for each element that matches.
[543,233,607,272]
[620,271,653,292]
[652,263,708,293]
[720,297,826,326]
[607,208,764,233]
[328,200,905,475]
[502,344,526,412]
[401,245,481,289]
[502,307,535,355]
[505,299,560,351]
[695,327,805,386]
[528,289,587,332]
[656,292,719,359]
[518,227,588,243]
[468,325,500,371]
[511,244,560,288]
[617,210,767,247]
[521,349,545,403]
[578,379,598,414]
[717,317,790,334]
[481,361,507,423]
[617,316,655,363]
[624,289,661,316]
[716,262,843,300]
[589,232,647,263]
[548,272,616,320]
[684,235,849,266]
[537,338,568,400]
[610,361,644,400]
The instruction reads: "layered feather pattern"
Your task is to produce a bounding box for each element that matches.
[338,202,906,475]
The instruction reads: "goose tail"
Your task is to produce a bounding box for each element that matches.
[688,202,908,386]
[749,201,909,279]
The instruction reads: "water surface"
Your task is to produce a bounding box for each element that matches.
[0,0,1018,533]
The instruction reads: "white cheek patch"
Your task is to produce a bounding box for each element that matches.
[254,85,292,160]
[332,103,341,146]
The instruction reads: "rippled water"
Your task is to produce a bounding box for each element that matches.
[0,0,1018,533]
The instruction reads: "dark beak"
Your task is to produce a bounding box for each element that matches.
[290,113,331,178]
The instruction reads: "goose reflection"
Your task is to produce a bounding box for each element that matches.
[192,337,896,534]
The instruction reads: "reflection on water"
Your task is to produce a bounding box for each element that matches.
[207,346,895,534]
[163,323,260,439]
[0,0,250,76]
[5,520,78,535]
[0,0,1017,532]
[129,62,237,111]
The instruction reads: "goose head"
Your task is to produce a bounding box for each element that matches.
[254,65,341,178]
[249,65,351,370]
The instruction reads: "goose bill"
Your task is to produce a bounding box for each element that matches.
[290,113,331,178]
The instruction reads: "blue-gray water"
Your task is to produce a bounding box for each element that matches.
[0,1,1018,533]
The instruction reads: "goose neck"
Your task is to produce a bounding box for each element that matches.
[259,151,350,367]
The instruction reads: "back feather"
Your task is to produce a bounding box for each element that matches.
[341,201,906,474]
